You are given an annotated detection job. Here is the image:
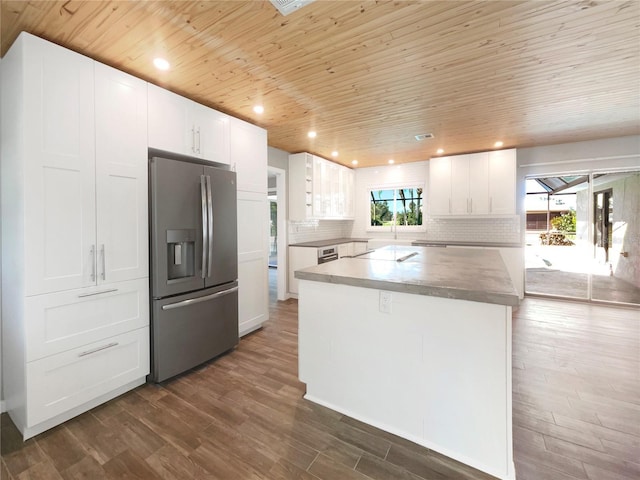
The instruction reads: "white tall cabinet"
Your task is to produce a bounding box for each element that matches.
[1,33,149,439]
[229,116,269,336]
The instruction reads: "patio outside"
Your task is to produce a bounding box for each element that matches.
[525,172,640,306]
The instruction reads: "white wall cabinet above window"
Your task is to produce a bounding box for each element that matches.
[148,83,230,165]
[429,149,516,216]
[289,153,354,220]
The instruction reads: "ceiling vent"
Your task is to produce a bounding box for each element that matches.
[269,0,316,16]
[414,133,434,141]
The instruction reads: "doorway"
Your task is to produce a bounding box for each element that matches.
[267,166,287,303]
[525,170,640,305]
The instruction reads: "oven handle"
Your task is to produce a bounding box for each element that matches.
[161,286,239,311]
[318,253,339,263]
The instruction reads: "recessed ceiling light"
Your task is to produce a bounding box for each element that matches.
[351,160,358,165]
[494,141,504,148]
[153,58,170,71]
[253,105,264,114]
[331,151,339,157]
[308,131,317,138]
[436,148,444,155]
[388,159,395,164]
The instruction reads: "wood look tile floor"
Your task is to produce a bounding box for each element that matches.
[2,293,639,480]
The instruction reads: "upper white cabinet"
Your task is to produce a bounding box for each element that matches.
[289,152,354,220]
[229,116,268,193]
[429,149,516,216]
[451,152,489,215]
[488,149,517,215]
[148,83,230,165]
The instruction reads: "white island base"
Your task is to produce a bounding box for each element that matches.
[298,280,515,480]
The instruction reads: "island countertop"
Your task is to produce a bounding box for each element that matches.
[295,245,519,306]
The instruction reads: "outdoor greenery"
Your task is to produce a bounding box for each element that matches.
[550,209,576,233]
[370,188,423,227]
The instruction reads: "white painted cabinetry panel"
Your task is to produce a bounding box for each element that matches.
[237,190,268,336]
[488,149,517,214]
[26,327,149,427]
[22,33,96,295]
[1,32,150,440]
[288,247,317,295]
[148,83,230,165]
[25,278,149,362]
[289,153,355,220]
[95,63,149,284]
[230,116,267,193]
[429,149,516,217]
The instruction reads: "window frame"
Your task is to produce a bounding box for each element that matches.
[366,183,426,232]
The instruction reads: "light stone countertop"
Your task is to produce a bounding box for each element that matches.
[294,245,520,306]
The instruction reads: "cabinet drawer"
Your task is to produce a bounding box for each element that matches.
[25,278,149,361]
[26,327,149,427]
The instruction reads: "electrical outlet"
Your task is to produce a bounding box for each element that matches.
[379,291,392,314]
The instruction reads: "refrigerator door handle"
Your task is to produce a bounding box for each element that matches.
[161,286,239,310]
[200,175,208,278]
[206,175,214,277]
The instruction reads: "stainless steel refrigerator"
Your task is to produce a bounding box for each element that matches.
[149,153,238,382]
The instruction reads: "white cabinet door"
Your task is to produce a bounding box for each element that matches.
[429,157,451,215]
[147,83,190,155]
[230,117,267,193]
[288,246,318,294]
[192,103,230,165]
[237,191,269,335]
[312,156,324,217]
[95,63,149,284]
[337,243,353,258]
[488,149,516,215]
[468,153,489,214]
[450,155,470,215]
[344,168,355,219]
[23,34,96,295]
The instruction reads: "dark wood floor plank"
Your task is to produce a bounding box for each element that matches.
[102,450,162,480]
[355,452,428,480]
[60,456,108,480]
[34,427,88,473]
[307,453,371,480]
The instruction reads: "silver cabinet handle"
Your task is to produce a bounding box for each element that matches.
[100,244,106,280]
[162,286,239,311]
[90,245,96,282]
[206,175,214,277]
[78,342,119,357]
[200,175,208,278]
[196,126,201,154]
[78,288,118,298]
[191,126,196,153]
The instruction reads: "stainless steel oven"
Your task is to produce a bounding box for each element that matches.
[317,246,338,264]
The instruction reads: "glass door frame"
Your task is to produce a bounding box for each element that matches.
[525,168,639,306]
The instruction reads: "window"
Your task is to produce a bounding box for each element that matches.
[369,186,424,230]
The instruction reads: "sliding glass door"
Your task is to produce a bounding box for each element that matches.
[525,170,639,306]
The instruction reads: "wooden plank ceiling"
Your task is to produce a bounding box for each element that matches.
[1,0,638,168]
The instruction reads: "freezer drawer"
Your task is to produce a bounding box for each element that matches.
[151,282,239,382]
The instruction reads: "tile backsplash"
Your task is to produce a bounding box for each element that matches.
[289,220,354,244]
[420,216,521,243]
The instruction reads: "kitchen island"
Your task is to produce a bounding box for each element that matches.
[296,245,519,480]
